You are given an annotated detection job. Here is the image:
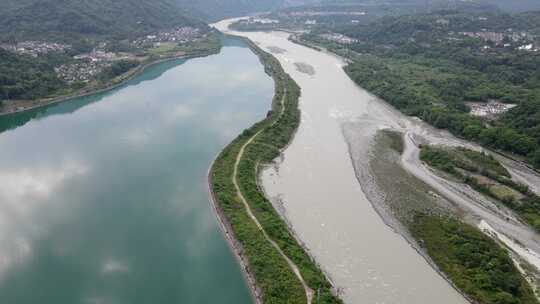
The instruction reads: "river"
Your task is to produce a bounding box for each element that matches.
[216,17,540,303]
[214,20,472,304]
[0,37,270,303]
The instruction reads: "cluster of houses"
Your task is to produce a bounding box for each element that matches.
[132,26,202,48]
[284,11,366,17]
[55,50,135,84]
[73,50,118,62]
[467,101,517,119]
[0,41,71,57]
[320,33,359,44]
[57,27,204,84]
[460,30,531,43]
[1,26,205,85]
[457,30,539,52]
[433,16,539,52]
[55,61,110,84]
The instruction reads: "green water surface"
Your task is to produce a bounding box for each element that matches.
[0,37,272,304]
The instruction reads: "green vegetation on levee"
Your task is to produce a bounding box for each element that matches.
[411,215,538,304]
[301,10,540,169]
[210,37,341,304]
[420,145,540,231]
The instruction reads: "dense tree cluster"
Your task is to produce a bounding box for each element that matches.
[0,49,64,101]
[96,60,140,83]
[343,56,540,166]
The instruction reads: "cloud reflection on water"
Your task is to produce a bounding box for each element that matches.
[0,39,272,303]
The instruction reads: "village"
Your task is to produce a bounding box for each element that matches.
[319,32,359,44]
[55,49,138,84]
[458,30,539,51]
[0,41,71,57]
[132,26,203,48]
[55,59,112,84]
[466,100,517,119]
[1,26,205,85]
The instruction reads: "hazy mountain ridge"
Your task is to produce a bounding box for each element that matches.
[175,0,313,21]
[308,9,540,167]
[316,0,540,13]
[337,10,540,43]
[0,0,206,42]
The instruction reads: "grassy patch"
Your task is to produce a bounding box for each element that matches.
[380,129,404,154]
[490,184,524,202]
[420,145,509,178]
[147,42,179,55]
[420,145,540,231]
[146,34,221,57]
[176,34,221,54]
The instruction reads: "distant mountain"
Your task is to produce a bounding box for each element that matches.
[0,0,206,42]
[316,0,540,13]
[336,9,540,44]
[480,0,540,13]
[0,0,36,11]
[175,0,312,21]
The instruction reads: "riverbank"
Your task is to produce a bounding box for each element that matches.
[287,29,540,299]
[208,30,341,303]
[354,128,537,303]
[0,46,221,117]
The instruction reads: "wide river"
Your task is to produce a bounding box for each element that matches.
[215,20,471,304]
[0,37,269,303]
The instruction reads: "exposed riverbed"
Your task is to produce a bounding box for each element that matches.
[0,37,272,303]
[215,17,540,303]
[215,20,472,304]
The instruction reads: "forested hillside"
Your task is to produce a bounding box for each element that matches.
[480,0,540,12]
[0,49,63,100]
[303,10,540,168]
[335,10,540,40]
[0,0,217,106]
[175,0,309,21]
[319,0,540,13]
[0,0,206,42]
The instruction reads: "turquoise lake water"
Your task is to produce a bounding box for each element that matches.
[0,37,272,304]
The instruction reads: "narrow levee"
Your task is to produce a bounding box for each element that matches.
[209,32,341,304]
[232,91,314,303]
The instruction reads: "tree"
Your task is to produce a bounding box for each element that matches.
[532,149,540,168]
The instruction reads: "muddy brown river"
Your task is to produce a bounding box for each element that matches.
[214,20,471,304]
[215,17,540,303]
